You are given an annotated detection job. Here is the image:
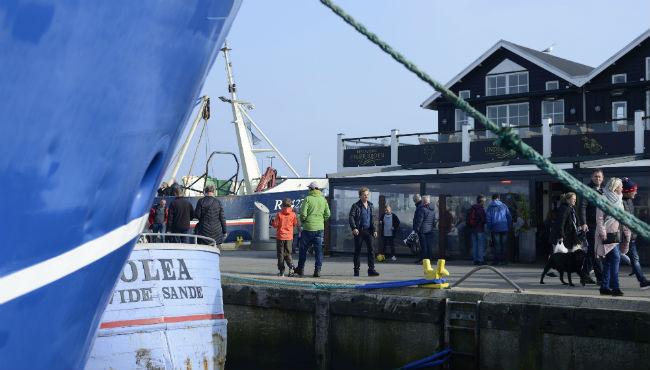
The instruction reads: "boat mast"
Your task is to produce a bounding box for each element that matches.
[168,96,210,183]
[221,43,261,195]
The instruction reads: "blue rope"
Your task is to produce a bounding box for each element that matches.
[223,274,448,290]
[397,348,452,370]
[355,278,448,290]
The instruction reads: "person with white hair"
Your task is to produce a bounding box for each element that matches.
[595,177,631,296]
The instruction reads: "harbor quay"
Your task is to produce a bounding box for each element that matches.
[221,250,650,370]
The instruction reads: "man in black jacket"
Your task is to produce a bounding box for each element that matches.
[349,187,379,277]
[579,169,604,284]
[194,185,227,246]
[167,187,194,244]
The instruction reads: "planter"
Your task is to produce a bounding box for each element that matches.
[518,227,537,263]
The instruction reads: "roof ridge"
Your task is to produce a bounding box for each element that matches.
[503,40,594,71]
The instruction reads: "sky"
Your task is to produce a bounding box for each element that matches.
[168,0,650,181]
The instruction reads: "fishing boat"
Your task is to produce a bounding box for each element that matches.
[156,46,327,243]
[86,234,227,370]
[0,1,241,369]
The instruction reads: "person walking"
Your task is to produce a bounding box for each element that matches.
[579,169,605,284]
[349,187,380,277]
[294,182,330,278]
[413,195,437,263]
[272,198,299,276]
[621,178,650,289]
[194,185,227,246]
[378,205,401,261]
[412,194,424,263]
[167,187,194,243]
[551,192,579,252]
[486,194,512,265]
[467,195,487,265]
[148,199,167,242]
[596,177,631,296]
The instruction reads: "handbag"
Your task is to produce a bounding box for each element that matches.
[603,232,620,244]
[553,240,568,254]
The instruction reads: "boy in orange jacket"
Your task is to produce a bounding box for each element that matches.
[272,198,299,276]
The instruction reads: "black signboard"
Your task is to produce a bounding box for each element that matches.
[343,147,391,167]
[552,132,634,158]
[470,137,542,162]
[398,143,462,165]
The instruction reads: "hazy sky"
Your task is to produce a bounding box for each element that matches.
[169,0,650,180]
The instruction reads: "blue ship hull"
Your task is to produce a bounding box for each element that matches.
[0,1,241,369]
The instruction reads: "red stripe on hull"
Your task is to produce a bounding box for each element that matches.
[100,313,225,329]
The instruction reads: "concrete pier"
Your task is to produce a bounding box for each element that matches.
[221,251,650,370]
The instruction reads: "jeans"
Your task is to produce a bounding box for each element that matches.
[491,232,507,264]
[152,223,165,242]
[297,230,324,270]
[583,228,603,280]
[627,240,648,284]
[601,244,621,290]
[168,228,190,244]
[471,232,486,263]
[420,232,435,260]
[382,236,395,256]
[354,229,375,271]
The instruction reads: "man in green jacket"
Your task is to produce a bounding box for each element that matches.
[294,182,331,278]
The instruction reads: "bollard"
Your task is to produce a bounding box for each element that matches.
[420,259,450,288]
[251,202,276,250]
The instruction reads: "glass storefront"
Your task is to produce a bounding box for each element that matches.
[425,180,530,260]
[330,183,420,253]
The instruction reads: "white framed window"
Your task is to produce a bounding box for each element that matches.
[455,109,470,131]
[459,90,470,100]
[542,100,565,124]
[612,101,627,120]
[545,81,559,90]
[487,102,529,126]
[486,71,528,96]
[646,57,650,80]
[611,73,627,84]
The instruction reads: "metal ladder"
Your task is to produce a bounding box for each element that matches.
[443,298,482,370]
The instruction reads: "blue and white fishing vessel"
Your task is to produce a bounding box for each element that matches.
[0,1,241,369]
[159,46,327,242]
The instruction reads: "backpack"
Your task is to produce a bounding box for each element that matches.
[467,207,479,228]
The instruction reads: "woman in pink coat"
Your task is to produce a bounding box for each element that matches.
[595,177,631,296]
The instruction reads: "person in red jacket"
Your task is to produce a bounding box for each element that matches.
[272,198,299,276]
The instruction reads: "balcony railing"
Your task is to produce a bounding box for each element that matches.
[337,111,649,170]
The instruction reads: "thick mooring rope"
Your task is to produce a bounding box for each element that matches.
[318,0,650,239]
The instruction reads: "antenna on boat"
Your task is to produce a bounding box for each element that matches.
[219,43,301,195]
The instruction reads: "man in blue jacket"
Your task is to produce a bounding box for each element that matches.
[486,193,512,265]
[413,195,437,263]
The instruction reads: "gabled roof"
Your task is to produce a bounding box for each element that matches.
[421,40,594,109]
[578,28,650,85]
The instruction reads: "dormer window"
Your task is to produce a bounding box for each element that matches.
[612,73,627,84]
[459,90,470,100]
[486,72,528,96]
[545,81,559,90]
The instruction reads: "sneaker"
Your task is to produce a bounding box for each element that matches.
[599,288,613,296]
[353,270,359,277]
[368,269,380,277]
[391,256,397,262]
[277,271,285,277]
[293,267,304,277]
[611,289,624,296]
[313,270,320,278]
[640,281,650,290]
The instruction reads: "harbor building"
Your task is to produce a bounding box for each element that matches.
[328,29,650,264]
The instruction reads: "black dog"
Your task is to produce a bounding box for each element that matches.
[540,249,587,286]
